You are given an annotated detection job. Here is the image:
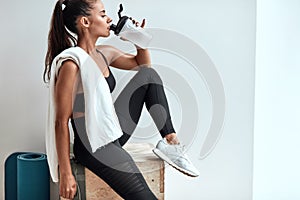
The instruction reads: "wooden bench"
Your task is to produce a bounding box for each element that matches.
[60,143,165,200]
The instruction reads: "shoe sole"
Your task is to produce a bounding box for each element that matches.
[152,148,199,177]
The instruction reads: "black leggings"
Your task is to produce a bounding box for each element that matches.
[71,67,175,199]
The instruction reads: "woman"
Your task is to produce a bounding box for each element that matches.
[44,0,199,199]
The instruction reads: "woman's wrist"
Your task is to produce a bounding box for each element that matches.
[59,169,73,177]
[59,161,73,176]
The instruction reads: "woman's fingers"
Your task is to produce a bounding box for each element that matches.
[61,187,76,199]
[59,174,77,199]
[129,17,146,28]
[140,19,146,28]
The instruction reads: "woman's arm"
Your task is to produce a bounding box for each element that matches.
[55,60,78,199]
[99,19,151,70]
[99,45,151,71]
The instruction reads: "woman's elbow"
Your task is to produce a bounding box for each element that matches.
[54,119,69,132]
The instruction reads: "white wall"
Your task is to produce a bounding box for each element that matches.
[253,0,300,199]
[0,0,256,199]
[0,0,54,199]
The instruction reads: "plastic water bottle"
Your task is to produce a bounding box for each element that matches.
[110,4,152,49]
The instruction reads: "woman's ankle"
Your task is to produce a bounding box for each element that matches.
[164,133,180,145]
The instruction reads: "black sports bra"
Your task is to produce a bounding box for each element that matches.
[96,49,116,93]
[73,49,116,113]
[105,67,116,93]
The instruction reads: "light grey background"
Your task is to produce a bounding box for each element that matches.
[0,0,274,199]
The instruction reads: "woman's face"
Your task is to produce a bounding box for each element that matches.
[85,0,112,38]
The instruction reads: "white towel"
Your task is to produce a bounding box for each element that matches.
[45,47,123,182]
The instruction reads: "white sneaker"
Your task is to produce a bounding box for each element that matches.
[152,139,200,177]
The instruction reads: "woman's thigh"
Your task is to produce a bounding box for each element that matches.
[71,118,157,200]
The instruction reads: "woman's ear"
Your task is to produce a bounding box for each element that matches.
[79,16,90,28]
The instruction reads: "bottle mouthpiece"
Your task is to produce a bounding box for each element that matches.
[110,24,117,32]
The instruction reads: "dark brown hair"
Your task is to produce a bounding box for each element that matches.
[43,0,96,83]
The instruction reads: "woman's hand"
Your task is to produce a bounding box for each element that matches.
[59,173,77,199]
[120,18,146,42]
[129,17,146,28]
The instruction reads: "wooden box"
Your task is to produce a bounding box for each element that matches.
[61,143,164,200]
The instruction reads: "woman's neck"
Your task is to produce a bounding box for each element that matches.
[77,37,98,54]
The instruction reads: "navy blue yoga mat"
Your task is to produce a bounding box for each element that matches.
[17,153,50,200]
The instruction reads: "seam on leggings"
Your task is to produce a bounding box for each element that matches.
[154,83,173,136]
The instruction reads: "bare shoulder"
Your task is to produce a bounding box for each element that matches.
[57,60,79,78]
[61,60,78,71]
[96,45,123,63]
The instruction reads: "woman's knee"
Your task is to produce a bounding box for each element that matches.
[138,67,162,84]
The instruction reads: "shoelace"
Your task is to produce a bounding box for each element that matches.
[175,143,186,154]
[170,143,193,163]
[166,142,186,156]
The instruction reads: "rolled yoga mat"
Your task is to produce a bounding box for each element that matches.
[5,152,24,200]
[17,153,50,200]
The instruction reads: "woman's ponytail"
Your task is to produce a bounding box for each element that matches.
[43,0,76,83]
[44,0,95,83]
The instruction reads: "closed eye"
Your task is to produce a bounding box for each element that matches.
[100,9,106,16]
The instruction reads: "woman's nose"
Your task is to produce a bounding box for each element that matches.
[107,16,112,23]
